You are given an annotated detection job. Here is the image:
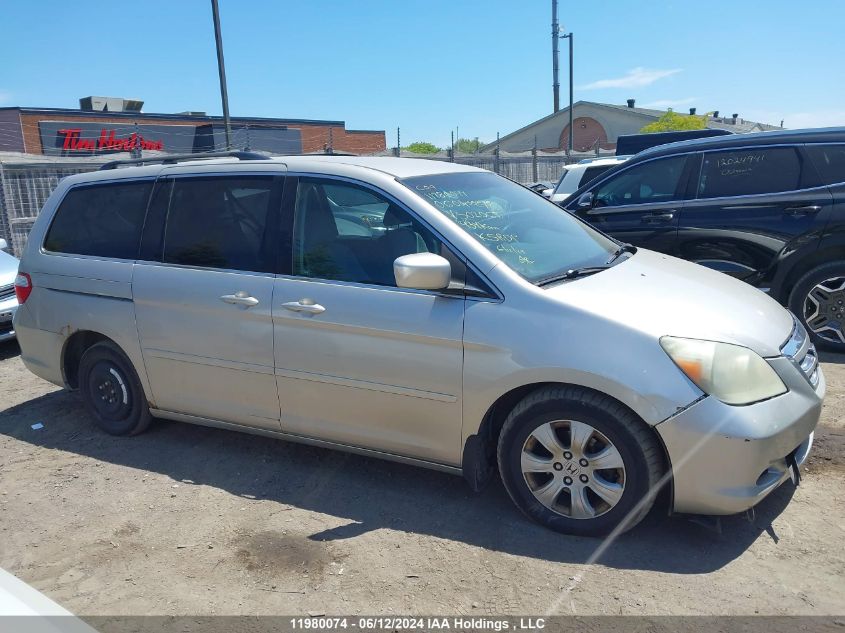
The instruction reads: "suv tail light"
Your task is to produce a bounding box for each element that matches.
[14,272,32,304]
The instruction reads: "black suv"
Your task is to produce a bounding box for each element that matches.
[563,128,845,350]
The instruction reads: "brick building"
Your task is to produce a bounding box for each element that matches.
[0,97,386,157]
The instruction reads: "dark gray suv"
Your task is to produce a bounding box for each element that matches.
[563,127,845,350]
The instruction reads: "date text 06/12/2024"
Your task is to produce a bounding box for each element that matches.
[289,617,547,630]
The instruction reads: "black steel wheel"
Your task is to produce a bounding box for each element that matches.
[78,341,152,436]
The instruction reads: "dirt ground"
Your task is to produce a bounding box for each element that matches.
[0,338,843,617]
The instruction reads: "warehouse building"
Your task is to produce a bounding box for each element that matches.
[0,96,386,157]
[484,99,783,153]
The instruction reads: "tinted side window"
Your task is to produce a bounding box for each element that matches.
[163,176,279,272]
[293,178,441,286]
[580,165,612,188]
[698,147,802,198]
[806,144,845,186]
[44,181,152,258]
[593,155,687,207]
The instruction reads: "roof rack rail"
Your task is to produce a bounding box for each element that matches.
[99,151,271,171]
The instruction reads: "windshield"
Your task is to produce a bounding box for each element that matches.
[402,172,618,283]
[552,168,577,196]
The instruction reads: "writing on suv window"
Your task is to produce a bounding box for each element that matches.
[402,172,618,283]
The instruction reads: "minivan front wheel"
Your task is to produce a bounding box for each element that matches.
[78,341,152,436]
[790,262,845,350]
[497,386,663,536]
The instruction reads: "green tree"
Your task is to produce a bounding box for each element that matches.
[455,137,485,153]
[404,141,440,154]
[640,110,708,133]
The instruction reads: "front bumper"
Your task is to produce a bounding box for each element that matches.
[656,357,824,515]
[0,297,17,342]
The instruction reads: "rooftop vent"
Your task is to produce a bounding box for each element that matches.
[626,99,636,108]
[79,96,144,113]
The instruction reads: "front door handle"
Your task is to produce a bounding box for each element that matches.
[282,299,326,315]
[641,211,676,224]
[784,205,822,216]
[220,291,259,307]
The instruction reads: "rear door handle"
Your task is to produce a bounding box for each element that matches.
[220,291,259,307]
[641,211,676,224]
[784,205,822,216]
[282,299,326,315]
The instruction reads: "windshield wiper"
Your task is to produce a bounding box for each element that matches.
[536,266,609,286]
[606,243,637,265]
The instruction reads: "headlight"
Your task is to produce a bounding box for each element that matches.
[660,336,787,405]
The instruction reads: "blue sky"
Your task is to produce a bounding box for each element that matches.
[2,0,844,148]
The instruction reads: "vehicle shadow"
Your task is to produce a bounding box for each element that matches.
[0,340,20,361]
[0,389,795,574]
[819,350,845,364]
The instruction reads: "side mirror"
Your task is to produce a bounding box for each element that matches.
[0,238,7,251]
[576,192,595,209]
[394,253,451,291]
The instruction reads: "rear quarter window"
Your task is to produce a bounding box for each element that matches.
[805,144,845,186]
[44,180,152,259]
[697,147,803,198]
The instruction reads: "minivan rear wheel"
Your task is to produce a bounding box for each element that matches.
[78,341,152,436]
[789,262,845,351]
[497,386,663,536]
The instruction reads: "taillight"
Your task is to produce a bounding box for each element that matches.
[14,272,32,304]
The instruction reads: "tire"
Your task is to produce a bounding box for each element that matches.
[789,262,845,351]
[497,386,664,537]
[78,341,152,436]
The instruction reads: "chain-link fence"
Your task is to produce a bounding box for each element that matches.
[370,147,616,185]
[0,153,110,256]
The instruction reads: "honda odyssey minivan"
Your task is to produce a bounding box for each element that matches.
[14,153,823,536]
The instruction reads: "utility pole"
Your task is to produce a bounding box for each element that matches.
[562,31,574,153]
[210,0,232,151]
[395,127,401,157]
[552,0,560,113]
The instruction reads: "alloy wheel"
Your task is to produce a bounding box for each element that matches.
[520,419,626,519]
[804,276,845,344]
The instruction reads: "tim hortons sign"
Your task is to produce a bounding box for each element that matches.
[57,128,164,152]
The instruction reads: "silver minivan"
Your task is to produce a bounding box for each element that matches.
[14,154,824,536]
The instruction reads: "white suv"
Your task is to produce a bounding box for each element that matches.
[548,156,630,204]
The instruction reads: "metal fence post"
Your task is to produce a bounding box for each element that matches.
[131,122,142,159]
[494,132,500,174]
[532,136,539,182]
[0,163,8,251]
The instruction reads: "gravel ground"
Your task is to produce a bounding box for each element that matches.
[0,338,843,616]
